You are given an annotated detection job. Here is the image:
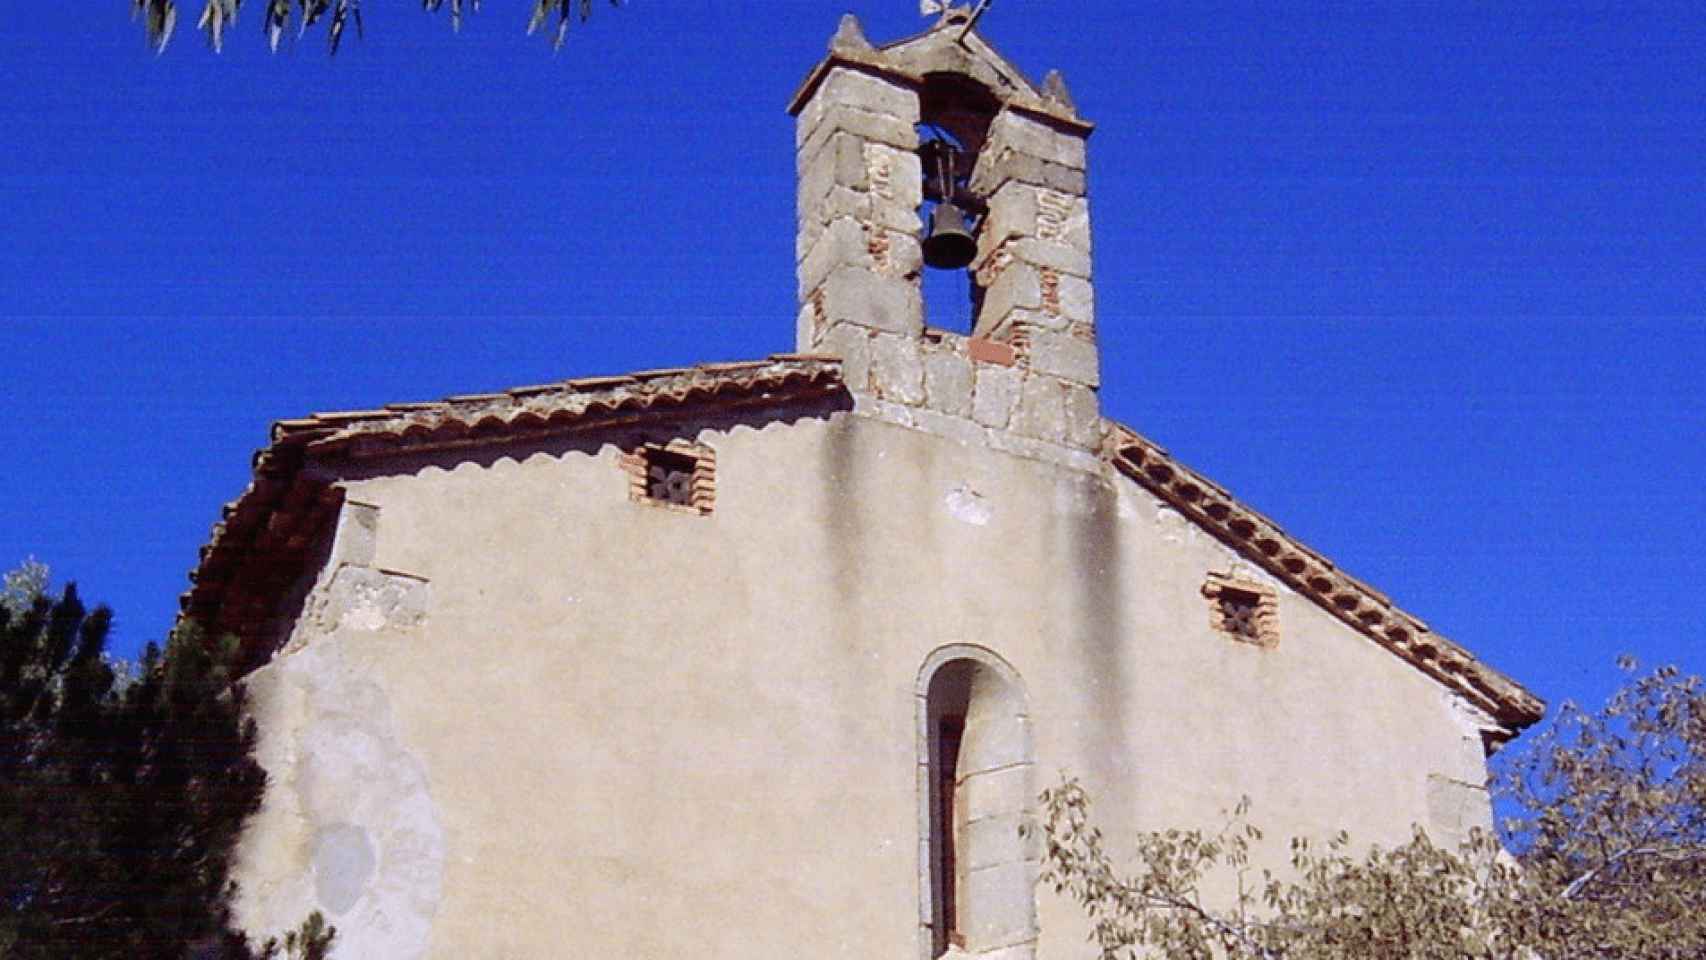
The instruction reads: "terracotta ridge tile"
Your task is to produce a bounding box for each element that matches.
[566,374,639,389]
[504,384,569,398]
[311,408,396,422]
[765,352,838,362]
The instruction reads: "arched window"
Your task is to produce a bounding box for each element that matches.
[917,646,1036,960]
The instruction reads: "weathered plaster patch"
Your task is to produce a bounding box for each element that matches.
[1445,688,1498,740]
[1160,504,1191,536]
[233,638,445,960]
[312,823,377,915]
[332,500,380,568]
[1426,772,1491,846]
[1112,483,1140,520]
[1051,471,1102,517]
[1220,560,1283,594]
[945,483,993,526]
[311,565,430,635]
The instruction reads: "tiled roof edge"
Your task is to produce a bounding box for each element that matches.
[1103,421,1545,732]
[181,356,844,660]
[273,356,841,461]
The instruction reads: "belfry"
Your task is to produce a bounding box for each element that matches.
[792,10,1103,458]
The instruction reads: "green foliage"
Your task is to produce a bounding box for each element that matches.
[525,0,619,51]
[131,0,622,56]
[0,569,334,959]
[1495,659,1706,957]
[1040,662,1706,959]
[0,557,49,617]
[256,913,337,960]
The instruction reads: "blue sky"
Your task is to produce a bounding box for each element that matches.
[1,2,1702,727]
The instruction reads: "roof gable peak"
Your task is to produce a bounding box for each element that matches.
[789,11,1087,130]
[879,8,1042,103]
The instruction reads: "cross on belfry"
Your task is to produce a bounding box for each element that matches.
[920,0,992,22]
[921,0,993,40]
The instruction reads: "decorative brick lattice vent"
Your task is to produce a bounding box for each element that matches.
[1202,573,1279,649]
[621,442,715,515]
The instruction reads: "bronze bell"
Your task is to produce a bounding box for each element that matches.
[922,201,977,270]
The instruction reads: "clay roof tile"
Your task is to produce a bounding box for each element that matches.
[1104,421,1543,730]
[182,356,845,659]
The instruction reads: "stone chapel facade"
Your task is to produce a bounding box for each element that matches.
[188,10,1544,959]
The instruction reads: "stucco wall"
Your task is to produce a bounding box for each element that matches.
[232,409,1492,959]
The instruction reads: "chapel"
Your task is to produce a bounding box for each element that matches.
[186,9,1544,959]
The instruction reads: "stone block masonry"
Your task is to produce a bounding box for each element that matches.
[790,30,1103,465]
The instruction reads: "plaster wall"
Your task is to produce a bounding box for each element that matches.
[232,410,1492,960]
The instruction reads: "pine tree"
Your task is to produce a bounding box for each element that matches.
[0,572,333,959]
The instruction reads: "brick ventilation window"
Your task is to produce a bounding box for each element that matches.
[1202,574,1279,649]
[621,442,715,515]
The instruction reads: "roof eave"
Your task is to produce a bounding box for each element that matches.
[180,356,846,667]
[1103,422,1546,732]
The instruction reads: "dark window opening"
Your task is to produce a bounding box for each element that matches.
[917,69,995,338]
[1218,589,1262,643]
[918,72,1000,158]
[920,652,1035,958]
[934,714,966,954]
[918,129,983,335]
[1203,574,1278,648]
[644,448,699,507]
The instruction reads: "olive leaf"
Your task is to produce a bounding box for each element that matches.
[1042,662,1706,959]
[141,0,619,55]
[327,0,361,55]
[133,0,179,54]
